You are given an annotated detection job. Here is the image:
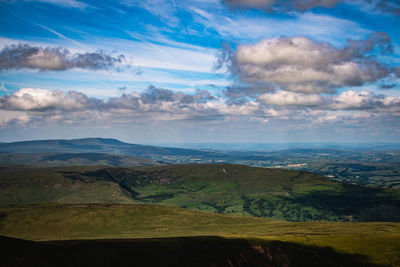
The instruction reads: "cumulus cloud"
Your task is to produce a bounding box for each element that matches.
[331,90,400,110]
[139,86,215,105]
[0,86,300,127]
[218,33,394,94]
[1,86,399,130]
[0,86,220,117]
[138,86,216,105]
[224,83,275,104]
[331,90,376,109]
[256,89,400,112]
[0,88,96,111]
[0,44,124,71]
[259,91,324,106]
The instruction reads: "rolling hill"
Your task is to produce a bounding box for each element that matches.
[1,164,399,222]
[2,138,399,191]
[0,152,159,167]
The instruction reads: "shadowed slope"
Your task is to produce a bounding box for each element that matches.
[0,204,399,266]
[1,235,389,267]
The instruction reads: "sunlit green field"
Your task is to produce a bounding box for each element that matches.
[1,164,400,222]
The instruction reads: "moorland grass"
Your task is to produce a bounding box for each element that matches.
[0,203,399,266]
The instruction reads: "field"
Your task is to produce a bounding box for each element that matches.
[1,203,400,266]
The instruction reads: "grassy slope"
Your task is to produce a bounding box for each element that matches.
[0,204,399,266]
[0,165,138,204]
[1,164,399,221]
[0,152,159,167]
[74,164,400,221]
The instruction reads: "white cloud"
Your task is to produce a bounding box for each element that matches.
[223,34,392,93]
[0,88,88,111]
[258,89,400,111]
[259,91,323,106]
[331,90,400,110]
[331,90,374,109]
[24,49,66,70]
[0,110,30,127]
[0,44,124,71]
[1,87,399,131]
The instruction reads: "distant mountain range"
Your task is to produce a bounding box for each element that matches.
[0,138,227,166]
[0,138,214,157]
[2,138,400,155]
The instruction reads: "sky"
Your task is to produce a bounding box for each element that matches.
[0,0,399,144]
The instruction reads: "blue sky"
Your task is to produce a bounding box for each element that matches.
[0,0,399,143]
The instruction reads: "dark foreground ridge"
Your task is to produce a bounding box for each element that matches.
[0,235,387,267]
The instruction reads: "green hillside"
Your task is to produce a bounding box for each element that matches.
[1,138,399,190]
[0,165,139,204]
[1,164,399,222]
[0,153,159,167]
[1,204,399,266]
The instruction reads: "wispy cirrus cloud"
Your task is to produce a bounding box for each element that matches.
[0,44,125,71]
[189,6,369,44]
[221,0,400,15]
[222,0,339,12]
[6,0,90,9]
